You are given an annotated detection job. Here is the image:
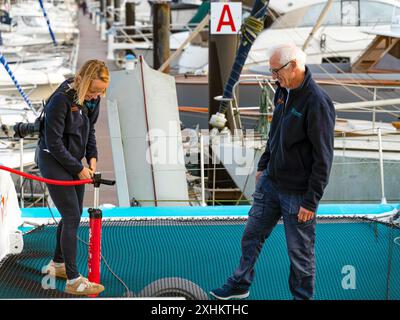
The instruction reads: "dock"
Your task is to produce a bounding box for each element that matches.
[76,11,118,207]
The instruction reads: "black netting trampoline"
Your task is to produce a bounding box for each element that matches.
[0,216,399,300]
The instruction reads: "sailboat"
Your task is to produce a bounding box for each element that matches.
[176,0,400,73]
[0,57,74,100]
[0,97,39,170]
[177,1,400,127]
[9,0,79,43]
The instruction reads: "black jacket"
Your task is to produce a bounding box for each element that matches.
[257,66,335,212]
[39,80,100,175]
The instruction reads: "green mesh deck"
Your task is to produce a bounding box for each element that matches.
[0,217,399,299]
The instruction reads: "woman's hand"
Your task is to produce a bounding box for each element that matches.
[89,158,97,172]
[78,167,94,180]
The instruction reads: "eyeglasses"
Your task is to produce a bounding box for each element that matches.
[269,60,292,75]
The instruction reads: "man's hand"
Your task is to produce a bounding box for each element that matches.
[255,171,263,184]
[78,167,94,180]
[89,158,97,172]
[298,206,315,223]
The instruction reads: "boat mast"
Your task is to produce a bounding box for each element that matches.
[302,0,335,52]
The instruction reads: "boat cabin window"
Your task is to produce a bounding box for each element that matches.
[360,1,394,25]
[20,16,42,28]
[271,0,395,29]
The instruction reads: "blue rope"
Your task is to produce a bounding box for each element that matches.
[0,54,38,116]
[38,0,58,47]
[219,0,270,114]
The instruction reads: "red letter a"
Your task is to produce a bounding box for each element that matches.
[216,4,236,32]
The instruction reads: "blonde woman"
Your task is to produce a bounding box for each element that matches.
[38,60,109,296]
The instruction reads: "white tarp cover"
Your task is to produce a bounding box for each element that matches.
[0,170,22,261]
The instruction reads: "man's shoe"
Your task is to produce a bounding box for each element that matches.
[210,284,249,300]
[44,260,67,280]
[65,276,105,296]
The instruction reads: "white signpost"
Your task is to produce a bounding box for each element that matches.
[210,2,242,34]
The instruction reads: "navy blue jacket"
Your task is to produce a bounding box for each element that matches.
[257,67,335,212]
[39,80,100,176]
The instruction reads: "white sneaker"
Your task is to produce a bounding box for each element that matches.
[65,276,105,296]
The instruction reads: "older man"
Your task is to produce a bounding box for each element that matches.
[210,44,335,300]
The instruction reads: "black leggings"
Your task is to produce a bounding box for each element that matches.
[38,150,84,280]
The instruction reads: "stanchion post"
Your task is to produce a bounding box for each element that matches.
[377,128,387,204]
[199,133,206,207]
[19,138,24,208]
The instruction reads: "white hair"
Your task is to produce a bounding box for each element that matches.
[269,43,307,70]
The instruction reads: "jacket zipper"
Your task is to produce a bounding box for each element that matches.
[269,89,290,178]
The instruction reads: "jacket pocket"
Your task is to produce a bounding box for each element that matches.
[249,191,265,218]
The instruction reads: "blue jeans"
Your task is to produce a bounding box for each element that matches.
[227,171,316,300]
